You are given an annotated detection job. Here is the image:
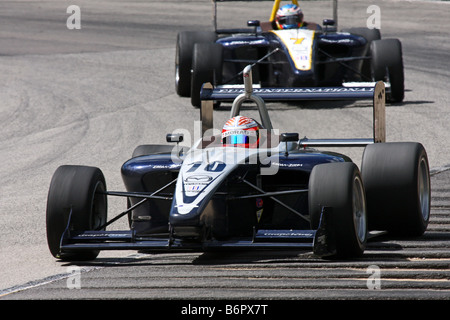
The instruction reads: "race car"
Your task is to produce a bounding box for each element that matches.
[175,0,404,107]
[46,66,429,262]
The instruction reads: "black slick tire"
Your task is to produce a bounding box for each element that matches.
[175,31,216,97]
[46,165,107,261]
[361,142,430,236]
[370,39,404,102]
[309,162,367,258]
[342,27,381,80]
[191,42,223,108]
[132,144,178,157]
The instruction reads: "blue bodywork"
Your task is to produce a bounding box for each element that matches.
[121,147,351,238]
[216,29,367,88]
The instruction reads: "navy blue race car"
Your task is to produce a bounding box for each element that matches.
[176,0,404,107]
[46,66,429,262]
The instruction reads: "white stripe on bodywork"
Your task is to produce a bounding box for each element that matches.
[271,29,315,71]
[174,141,275,215]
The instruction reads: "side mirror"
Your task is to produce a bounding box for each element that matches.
[247,20,260,27]
[323,19,335,26]
[247,20,261,36]
[166,133,184,143]
[281,133,299,157]
[281,132,299,142]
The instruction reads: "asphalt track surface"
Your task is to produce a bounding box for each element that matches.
[0,0,449,303]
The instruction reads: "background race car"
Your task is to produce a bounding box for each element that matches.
[175,0,404,107]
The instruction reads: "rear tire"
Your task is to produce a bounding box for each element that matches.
[342,27,381,80]
[46,165,107,261]
[175,31,216,97]
[132,144,178,157]
[361,142,430,236]
[191,42,223,108]
[371,39,404,102]
[309,162,367,258]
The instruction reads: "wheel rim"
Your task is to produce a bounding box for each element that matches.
[175,43,180,89]
[91,181,107,230]
[418,156,430,222]
[353,176,367,243]
[175,65,180,88]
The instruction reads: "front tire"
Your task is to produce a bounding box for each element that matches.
[132,144,178,157]
[309,162,367,258]
[46,165,107,261]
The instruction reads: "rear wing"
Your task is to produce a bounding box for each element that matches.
[200,65,386,147]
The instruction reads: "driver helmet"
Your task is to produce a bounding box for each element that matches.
[275,4,304,30]
[222,116,260,148]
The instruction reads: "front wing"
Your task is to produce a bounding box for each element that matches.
[59,207,337,257]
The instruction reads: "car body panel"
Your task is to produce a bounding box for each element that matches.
[218,28,367,88]
[121,136,350,238]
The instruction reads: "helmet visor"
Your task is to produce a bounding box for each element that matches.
[223,134,249,145]
[222,131,259,146]
[278,15,302,26]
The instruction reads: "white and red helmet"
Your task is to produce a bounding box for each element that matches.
[222,116,260,148]
[275,4,304,30]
